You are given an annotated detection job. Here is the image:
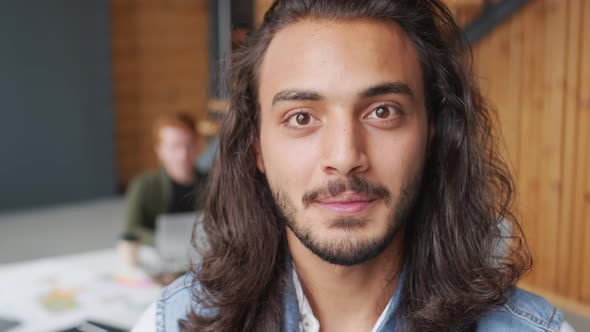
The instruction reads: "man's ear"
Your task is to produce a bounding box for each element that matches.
[155,144,163,162]
[255,139,265,174]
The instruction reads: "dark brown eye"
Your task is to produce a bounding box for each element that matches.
[286,111,318,128]
[375,106,390,118]
[366,105,400,121]
[296,113,311,125]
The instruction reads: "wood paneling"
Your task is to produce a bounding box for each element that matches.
[111,0,209,185]
[517,1,546,286]
[254,0,274,26]
[560,0,583,299]
[474,0,590,313]
[579,0,590,304]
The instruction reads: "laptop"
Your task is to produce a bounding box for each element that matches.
[155,211,207,273]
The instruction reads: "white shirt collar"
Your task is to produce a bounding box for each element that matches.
[291,266,392,332]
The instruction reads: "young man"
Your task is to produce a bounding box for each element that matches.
[134,1,573,331]
[124,112,207,245]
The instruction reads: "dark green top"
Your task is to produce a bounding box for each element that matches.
[124,168,207,245]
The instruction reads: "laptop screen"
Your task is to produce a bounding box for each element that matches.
[155,212,205,272]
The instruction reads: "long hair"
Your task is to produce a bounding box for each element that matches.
[181,1,532,331]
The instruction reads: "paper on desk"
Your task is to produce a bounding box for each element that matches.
[0,249,161,332]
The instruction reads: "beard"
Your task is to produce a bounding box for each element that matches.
[271,175,422,266]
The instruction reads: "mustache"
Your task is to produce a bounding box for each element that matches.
[301,176,391,207]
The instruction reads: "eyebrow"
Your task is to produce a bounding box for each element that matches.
[271,81,414,106]
[272,90,324,106]
[360,81,414,99]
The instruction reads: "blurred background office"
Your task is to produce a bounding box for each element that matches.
[0,0,588,331]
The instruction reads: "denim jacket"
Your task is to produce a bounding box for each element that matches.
[155,267,564,332]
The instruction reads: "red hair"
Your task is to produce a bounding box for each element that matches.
[153,112,197,144]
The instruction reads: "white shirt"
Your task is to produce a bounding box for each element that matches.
[291,267,391,332]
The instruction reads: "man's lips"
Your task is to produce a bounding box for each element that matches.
[314,192,378,214]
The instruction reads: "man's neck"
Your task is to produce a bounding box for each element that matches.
[287,230,402,332]
[167,169,196,186]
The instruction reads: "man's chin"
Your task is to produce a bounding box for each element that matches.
[287,224,397,266]
[307,239,391,266]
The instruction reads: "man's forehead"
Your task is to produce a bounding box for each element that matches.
[257,18,424,108]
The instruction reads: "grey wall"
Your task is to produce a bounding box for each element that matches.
[0,1,116,211]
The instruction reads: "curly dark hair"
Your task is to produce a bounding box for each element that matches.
[181,0,532,331]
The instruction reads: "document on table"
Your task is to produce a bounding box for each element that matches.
[0,248,161,332]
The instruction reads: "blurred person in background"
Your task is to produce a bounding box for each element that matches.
[124,112,207,246]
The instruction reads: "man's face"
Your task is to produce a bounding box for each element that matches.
[156,126,197,180]
[256,19,431,266]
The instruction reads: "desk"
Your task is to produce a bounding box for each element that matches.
[0,248,162,332]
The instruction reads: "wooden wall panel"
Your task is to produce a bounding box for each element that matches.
[538,0,567,292]
[473,9,522,182]
[579,0,590,304]
[112,1,140,186]
[111,0,209,185]
[474,0,590,314]
[516,1,546,286]
[559,0,583,299]
[254,0,274,25]
[501,16,523,175]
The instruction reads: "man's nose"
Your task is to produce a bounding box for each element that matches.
[319,118,369,176]
[179,148,191,161]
